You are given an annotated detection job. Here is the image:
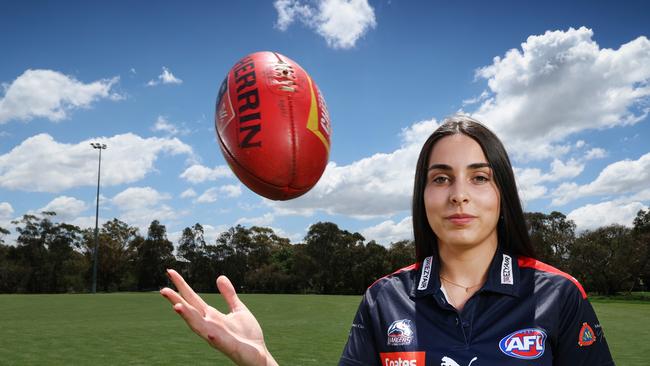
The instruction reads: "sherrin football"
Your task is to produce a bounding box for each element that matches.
[215,51,331,200]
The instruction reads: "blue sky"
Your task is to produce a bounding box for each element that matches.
[1,0,649,245]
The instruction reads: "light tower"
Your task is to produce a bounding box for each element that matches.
[90,142,107,293]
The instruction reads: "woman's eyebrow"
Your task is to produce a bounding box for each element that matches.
[428,163,451,171]
[468,162,491,169]
[428,162,491,171]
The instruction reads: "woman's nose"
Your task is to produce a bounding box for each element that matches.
[449,182,470,205]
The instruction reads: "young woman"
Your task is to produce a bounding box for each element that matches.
[161,116,614,365]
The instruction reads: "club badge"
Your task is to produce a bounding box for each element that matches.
[578,322,595,347]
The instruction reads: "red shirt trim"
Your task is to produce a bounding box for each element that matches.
[369,262,420,289]
[518,256,587,299]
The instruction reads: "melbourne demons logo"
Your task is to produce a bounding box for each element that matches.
[498,328,547,359]
[387,319,414,346]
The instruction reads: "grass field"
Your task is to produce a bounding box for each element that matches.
[0,293,647,365]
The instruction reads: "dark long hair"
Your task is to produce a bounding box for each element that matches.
[412,115,535,262]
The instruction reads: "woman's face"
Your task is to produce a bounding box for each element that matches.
[424,134,500,250]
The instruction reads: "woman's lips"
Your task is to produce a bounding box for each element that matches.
[446,214,476,225]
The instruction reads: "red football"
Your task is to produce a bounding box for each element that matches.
[215,51,331,200]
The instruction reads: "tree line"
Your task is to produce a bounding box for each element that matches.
[0,210,648,296]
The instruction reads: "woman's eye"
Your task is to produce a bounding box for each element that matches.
[473,175,490,184]
[432,176,450,184]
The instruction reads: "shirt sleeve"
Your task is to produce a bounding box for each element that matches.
[553,285,615,366]
[339,292,380,366]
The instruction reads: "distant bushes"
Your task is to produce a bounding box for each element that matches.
[0,210,648,295]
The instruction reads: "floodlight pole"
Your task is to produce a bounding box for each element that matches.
[90,142,107,293]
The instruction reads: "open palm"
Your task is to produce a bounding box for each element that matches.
[160,269,277,366]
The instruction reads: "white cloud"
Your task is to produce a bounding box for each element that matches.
[147,66,182,86]
[68,215,104,231]
[462,90,489,106]
[202,224,229,243]
[514,158,584,203]
[471,27,650,160]
[196,187,219,203]
[0,202,13,219]
[112,186,177,230]
[219,184,242,198]
[360,216,413,246]
[195,184,242,203]
[274,0,312,30]
[180,188,197,198]
[567,201,648,231]
[37,196,87,221]
[0,133,193,193]
[180,164,232,183]
[0,202,16,243]
[236,213,275,227]
[274,0,376,49]
[552,152,650,206]
[584,148,607,160]
[629,188,650,202]
[152,115,181,135]
[113,186,170,211]
[548,159,584,180]
[268,118,438,218]
[0,69,121,124]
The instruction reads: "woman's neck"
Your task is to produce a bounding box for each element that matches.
[438,239,498,286]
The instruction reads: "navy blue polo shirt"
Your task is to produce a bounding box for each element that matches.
[339,248,614,365]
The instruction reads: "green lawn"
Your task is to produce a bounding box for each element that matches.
[591,299,650,365]
[0,293,647,365]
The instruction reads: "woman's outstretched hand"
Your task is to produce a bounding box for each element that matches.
[160,269,278,366]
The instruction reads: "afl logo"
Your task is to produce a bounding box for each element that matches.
[498,328,547,359]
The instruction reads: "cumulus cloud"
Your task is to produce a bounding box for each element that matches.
[195,184,242,203]
[113,186,170,211]
[180,188,197,199]
[202,224,230,242]
[112,186,177,229]
[0,202,13,219]
[0,69,121,124]
[151,115,187,136]
[147,66,182,86]
[196,187,219,203]
[462,90,489,106]
[584,148,607,160]
[274,0,376,49]
[220,184,242,198]
[514,148,610,204]
[37,196,88,221]
[471,27,650,160]
[567,200,648,231]
[180,164,232,183]
[267,118,438,218]
[0,133,193,192]
[360,216,413,246]
[552,152,650,206]
[0,202,15,242]
[502,158,584,203]
[236,213,275,227]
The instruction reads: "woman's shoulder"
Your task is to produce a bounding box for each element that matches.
[517,256,587,299]
[366,262,421,298]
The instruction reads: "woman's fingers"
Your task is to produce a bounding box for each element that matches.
[160,287,181,305]
[166,269,209,315]
[216,275,246,313]
[172,301,210,338]
[160,287,214,338]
